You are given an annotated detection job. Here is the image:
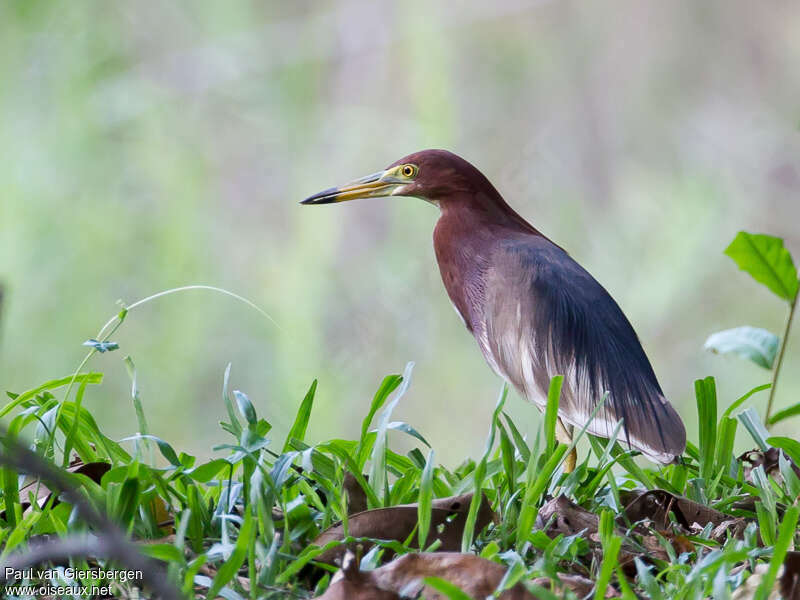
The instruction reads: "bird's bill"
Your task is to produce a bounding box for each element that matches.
[300,170,404,205]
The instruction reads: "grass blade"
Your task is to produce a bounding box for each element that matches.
[754,505,799,600]
[368,362,414,505]
[738,407,771,451]
[516,444,568,552]
[0,373,103,419]
[357,373,404,469]
[502,413,530,463]
[695,376,717,484]
[282,379,317,452]
[462,384,507,552]
[221,363,241,437]
[722,383,771,419]
[767,399,800,426]
[545,375,564,454]
[714,416,737,478]
[207,510,254,599]
[418,449,435,549]
[498,423,515,494]
[594,510,622,600]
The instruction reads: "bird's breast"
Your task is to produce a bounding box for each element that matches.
[432,215,500,342]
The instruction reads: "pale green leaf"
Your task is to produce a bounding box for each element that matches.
[704,326,778,369]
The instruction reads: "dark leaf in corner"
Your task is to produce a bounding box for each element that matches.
[781,551,800,600]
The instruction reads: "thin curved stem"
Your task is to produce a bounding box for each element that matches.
[119,284,280,331]
[58,285,279,465]
[765,292,797,429]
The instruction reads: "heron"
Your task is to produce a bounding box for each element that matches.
[302,149,686,471]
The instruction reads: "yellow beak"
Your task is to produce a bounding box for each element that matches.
[300,170,404,205]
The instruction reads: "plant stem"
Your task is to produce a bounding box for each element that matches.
[766,292,798,428]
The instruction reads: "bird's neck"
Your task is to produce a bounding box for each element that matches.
[436,190,544,238]
[432,193,554,330]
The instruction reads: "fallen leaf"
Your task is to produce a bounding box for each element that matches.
[620,489,745,538]
[370,552,538,599]
[536,495,599,536]
[537,495,689,569]
[343,471,368,515]
[738,448,800,483]
[312,493,496,564]
[313,578,401,600]
[313,552,401,599]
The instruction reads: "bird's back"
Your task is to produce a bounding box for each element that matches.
[434,218,686,463]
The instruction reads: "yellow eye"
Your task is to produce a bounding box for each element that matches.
[401,164,416,178]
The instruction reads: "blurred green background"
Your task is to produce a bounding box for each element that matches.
[1,1,798,466]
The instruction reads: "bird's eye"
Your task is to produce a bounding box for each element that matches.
[401,164,417,178]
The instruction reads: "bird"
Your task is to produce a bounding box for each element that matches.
[301,149,686,470]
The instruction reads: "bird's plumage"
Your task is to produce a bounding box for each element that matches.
[436,223,684,462]
[303,149,686,463]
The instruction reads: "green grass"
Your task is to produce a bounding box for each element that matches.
[0,356,798,599]
[1,231,799,598]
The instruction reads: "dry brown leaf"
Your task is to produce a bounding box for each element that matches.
[620,489,746,540]
[634,530,693,563]
[537,495,691,570]
[344,471,368,515]
[537,495,598,537]
[313,578,402,600]
[369,552,537,599]
[738,448,800,485]
[312,492,497,564]
[314,552,402,599]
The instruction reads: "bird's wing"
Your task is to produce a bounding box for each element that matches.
[479,236,686,463]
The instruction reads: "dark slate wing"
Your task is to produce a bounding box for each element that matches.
[477,235,686,463]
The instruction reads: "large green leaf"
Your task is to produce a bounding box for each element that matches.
[703,326,778,369]
[725,232,799,302]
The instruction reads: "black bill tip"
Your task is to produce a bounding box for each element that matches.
[300,187,339,205]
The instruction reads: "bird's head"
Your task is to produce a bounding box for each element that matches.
[300,149,494,207]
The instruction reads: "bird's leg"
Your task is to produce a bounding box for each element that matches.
[556,418,577,473]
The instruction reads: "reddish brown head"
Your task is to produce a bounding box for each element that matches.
[301,149,540,236]
[301,149,504,208]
